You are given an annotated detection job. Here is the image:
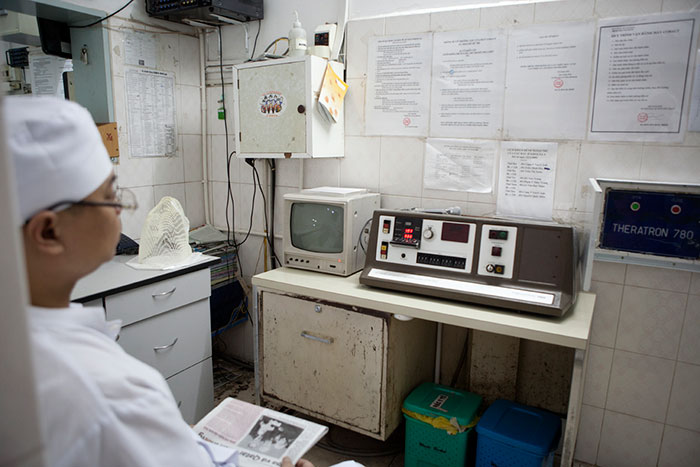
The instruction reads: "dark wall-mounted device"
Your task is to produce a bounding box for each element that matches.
[146,0,263,25]
[360,210,578,317]
[37,17,72,59]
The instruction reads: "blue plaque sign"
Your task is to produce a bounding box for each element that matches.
[600,190,700,259]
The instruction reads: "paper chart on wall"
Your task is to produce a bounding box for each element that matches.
[125,31,158,68]
[496,141,557,221]
[125,68,177,157]
[29,53,73,97]
[686,50,700,132]
[365,33,432,136]
[430,29,506,139]
[589,12,699,142]
[424,139,497,193]
[503,21,595,140]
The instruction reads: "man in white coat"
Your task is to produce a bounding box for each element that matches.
[5,95,314,467]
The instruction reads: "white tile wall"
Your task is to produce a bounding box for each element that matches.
[591,261,626,284]
[203,5,700,466]
[340,136,381,191]
[574,404,604,464]
[583,344,613,408]
[625,264,691,293]
[678,297,700,365]
[534,0,595,23]
[658,425,700,467]
[605,350,674,422]
[597,410,664,467]
[588,281,623,347]
[479,4,535,28]
[429,9,480,32]
[184,182,205,228]
[153,183,186,210]
[385,13,431,35]
[379,137,424,197]
[616,285,686,359]
[594,0,663,18]
[108,17,203,239]
[666,362,700,432]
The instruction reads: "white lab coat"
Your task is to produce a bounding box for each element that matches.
[28,304,238,467]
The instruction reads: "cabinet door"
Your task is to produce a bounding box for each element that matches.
[262,292,385,434]
[167,358,214,425]
[238,61,306,154]
[117,299,212,379]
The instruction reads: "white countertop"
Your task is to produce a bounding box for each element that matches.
[71,254,219,302]
[252,267,595,349]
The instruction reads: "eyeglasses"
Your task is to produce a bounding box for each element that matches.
[44,187,139,213]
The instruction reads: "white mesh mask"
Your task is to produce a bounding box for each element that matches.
[137,197,192,268]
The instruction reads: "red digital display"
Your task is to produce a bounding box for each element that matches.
[441,223,470,243]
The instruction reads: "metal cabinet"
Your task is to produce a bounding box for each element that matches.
[258,290,436,440]
[232,55,344,158]
[105,268,214,424]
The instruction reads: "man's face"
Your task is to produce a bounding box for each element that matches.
[60,172,123,270]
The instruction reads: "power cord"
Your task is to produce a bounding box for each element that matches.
[249,159,280,269]
[70,0,134,28]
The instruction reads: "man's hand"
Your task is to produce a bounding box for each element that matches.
[281,456,314,467]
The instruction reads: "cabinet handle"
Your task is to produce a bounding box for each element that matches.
[177,401,183,408]
[153,337,179,351]
[152,287,176,298]
[300,331,333,345]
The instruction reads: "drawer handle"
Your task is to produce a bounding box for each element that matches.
[153,337,179,351]
[152,287,176,298]
[300,331,333,345]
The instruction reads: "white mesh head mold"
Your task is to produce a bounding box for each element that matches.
[137,196,192,268]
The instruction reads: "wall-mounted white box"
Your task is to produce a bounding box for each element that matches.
[232,55,344,159]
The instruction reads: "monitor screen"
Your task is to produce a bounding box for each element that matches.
[291,203,344,253]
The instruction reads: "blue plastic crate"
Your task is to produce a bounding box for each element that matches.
[475,400,561,467]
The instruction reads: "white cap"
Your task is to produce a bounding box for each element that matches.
[3,96,113,223]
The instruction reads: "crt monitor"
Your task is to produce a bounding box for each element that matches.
[283,187,380,276]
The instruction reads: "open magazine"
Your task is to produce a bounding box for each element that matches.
[194,397,328,467]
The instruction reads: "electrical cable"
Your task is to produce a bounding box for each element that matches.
[357,218,373,254]
[70,0,135,28]
[252,163,280,268]
[450,330,470,387]
[247,19,262,62]
[218,25,244,281]
[267,159,278,268]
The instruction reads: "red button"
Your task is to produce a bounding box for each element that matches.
[671,205,681,215]
[492,246,502,257]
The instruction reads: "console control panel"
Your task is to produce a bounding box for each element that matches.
[360,210,578,317]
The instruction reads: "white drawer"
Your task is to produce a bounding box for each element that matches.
[262,293,385,434]
[167,358,214,425]
[105,268,210,326]
[117,299,212,379]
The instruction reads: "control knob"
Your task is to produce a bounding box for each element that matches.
[423,227,434,239]
[486,264,495,273]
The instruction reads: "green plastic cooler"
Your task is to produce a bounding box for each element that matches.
[403,382,482,467]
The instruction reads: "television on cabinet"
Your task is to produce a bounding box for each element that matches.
[283,187,380,276]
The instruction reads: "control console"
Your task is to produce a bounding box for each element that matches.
[360,210,578,317]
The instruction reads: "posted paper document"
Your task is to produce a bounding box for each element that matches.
[687,50,700,132]
[430,29,506,139]
[424,139,497,193]
[497,141,557,220]
[125,68,177,157]
[366,33,432,136]
[504,21,595,140]
[590,13,698,142]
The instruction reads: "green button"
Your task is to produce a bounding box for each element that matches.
[630,202,640,211]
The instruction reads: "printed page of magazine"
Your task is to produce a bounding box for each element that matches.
[194,397,328,467]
